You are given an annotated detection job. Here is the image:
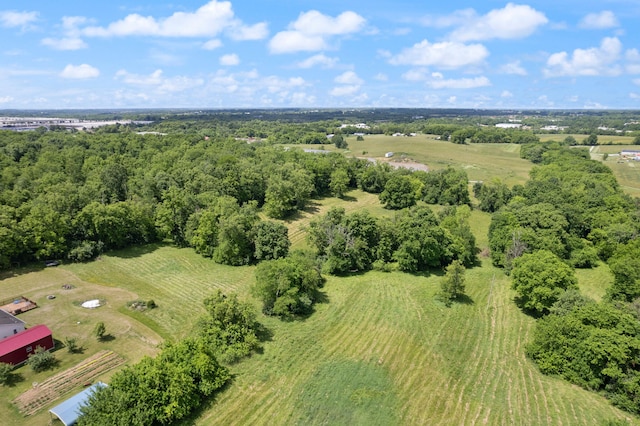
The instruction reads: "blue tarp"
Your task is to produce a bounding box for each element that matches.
[49,382,107,425]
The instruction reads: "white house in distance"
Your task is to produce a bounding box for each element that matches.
[0,309,26,341]
[495,123,522,129]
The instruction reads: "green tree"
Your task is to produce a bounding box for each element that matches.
[78,338,229,425]
[196,290,261,364]
[473,179,512,212]
[252,251,323,318]
[439,205,477,266]
[333,134,348,149]
[212,203,258,266]
[329,168,350,198]
[0,363,14,385]
[440,260,466,306]
[27,346,56,372]
[253,220,290,261]
[511,250,578,316]
[380,175,417,209]
[155,186,196,246]
[583,133,598,145]
[526,302,640,414]
[94,321,106,341]
[64,337,80,353]
[263,164,314,219]
[607,239,640,302]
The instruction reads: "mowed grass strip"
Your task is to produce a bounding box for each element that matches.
[66,245,256,339]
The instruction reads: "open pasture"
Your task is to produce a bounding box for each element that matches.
[345,134,533,186]
[538,133,637,145]
[0,192,637,425]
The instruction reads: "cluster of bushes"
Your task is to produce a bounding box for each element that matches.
[79,290,262,424]
[307,204,476,275]
[0,128,473,270]
[481,142,640,414]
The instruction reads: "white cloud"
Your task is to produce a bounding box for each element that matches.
[634,79,640,86]
[501,90,513,98]
[427,75,490,89]
[629,92,639,99]
[220,53,239,66]
[0,10,38,30]
[269,32,327,54]
[449,3,547,41]
[544,37,622,77]
[419,9,475,28]
[227,22,268,41]
[389,40,488,69]
[82,0,266,39]
[537,95,554,107]
[330,71,363,96]
[627,49,640,74]
[202,39,222,50]
[290,92,316,105]
[291,10,365,35]
[296,54,338,69]
[116,69,164,85]
[115,69,203,93]
[579,11,618,29]
[402,69,429,81]
[334,71,363,85]
[60,64,100,79]
[0,96,14,103]
[374,73,388,81]
[269,10,366,54]
[41,37,87,50]
[330,85,360,97]
[499,60,527,75]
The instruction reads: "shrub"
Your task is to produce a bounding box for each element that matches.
[27,346,56,372]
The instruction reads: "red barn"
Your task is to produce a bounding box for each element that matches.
[0,325,54,366]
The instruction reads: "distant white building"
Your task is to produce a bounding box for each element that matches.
[0,310,25,341]
[385,152,394,158]
[340,123,370,130]
[495,123,522,129]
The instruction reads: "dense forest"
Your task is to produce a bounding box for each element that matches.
[2,110,640,421]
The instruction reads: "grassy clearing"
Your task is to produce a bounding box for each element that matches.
[599,149,640,197]
[287,135,533,186]
[1,180,638,425]
[538,134,636,145]
[343,134,533,186]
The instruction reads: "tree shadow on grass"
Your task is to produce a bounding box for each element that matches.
[173,376,237,426]
[338,194,358,202]
[455,294,475,305]
[1,370,24,387]
[513,296,545,319]
[108,242,164,259]
[98,334,116,342]
[255,323,274,344]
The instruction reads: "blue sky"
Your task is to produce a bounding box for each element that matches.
[1,0,640,109]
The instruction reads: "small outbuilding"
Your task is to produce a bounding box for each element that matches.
[0,309,26,341]
[0,324,54,365]
[49,382,107,426]
[385,152,394,158]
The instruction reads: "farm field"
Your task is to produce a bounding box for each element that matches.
[538,133,637,145]
[1,189,637,425]
[287,134,534,186]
